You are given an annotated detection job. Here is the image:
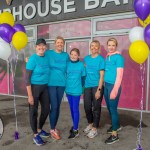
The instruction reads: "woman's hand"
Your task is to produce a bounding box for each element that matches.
[25,57,29,63]
[95,90,100,100]
[110,87,118,100]
[28,95,34,105]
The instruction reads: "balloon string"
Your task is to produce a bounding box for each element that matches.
[135,64,145,149]
[10,53,19,133]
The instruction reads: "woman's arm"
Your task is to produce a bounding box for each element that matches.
[110,68,124,99]
[26,70,34,105]
[114,68,124,90]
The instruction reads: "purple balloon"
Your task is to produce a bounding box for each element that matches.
[0,23,15,43]
[144,24,150,47]
[13,24,26,33]
[134,0,150,21]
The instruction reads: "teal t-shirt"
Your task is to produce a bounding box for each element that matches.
[104,54,124,84]
[26,53,50,85]
[65,61,85,96]
[45,50,69,86]
[84,54,105,88]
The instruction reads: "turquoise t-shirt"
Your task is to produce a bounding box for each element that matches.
[45,50,69,86]
[65,61,85,96]
[84,54,105,88]
[26,53,50,85]
[104,54,124,84]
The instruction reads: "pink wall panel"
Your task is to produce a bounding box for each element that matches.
[38,20,91,39]
[96,18,138,31]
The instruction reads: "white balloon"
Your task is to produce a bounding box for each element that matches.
[0,37,11,60]
[129,26,144,43]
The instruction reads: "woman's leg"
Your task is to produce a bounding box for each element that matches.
[39,86,50,130]
[104,84,111,116]
[48,86,58,129]
[104,83,121,144]
[48,86,65,129]
[29,85,41,134]
[29,99,39,134]
[109,87,121,131]
[67,94,74,123]
[72,95,80,130]
[84,88,93,124]
[92,86,104,128]
[55,86,65,126]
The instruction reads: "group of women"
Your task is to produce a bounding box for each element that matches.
[26,36,124,146]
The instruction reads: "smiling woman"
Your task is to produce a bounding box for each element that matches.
[0,117,3,140]
[26,38,50,146]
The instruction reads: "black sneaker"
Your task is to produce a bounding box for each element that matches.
[69,126,73,133]
[68,130,79,139]
[107,126,122,134]
[105,134,119,144]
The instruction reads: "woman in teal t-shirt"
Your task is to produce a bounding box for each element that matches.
[65,48,85,139]
[83,40,105,139]
[26,38,50,146]
[46,36,69,140]
[104,38,124,144]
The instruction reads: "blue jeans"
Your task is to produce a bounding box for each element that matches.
[104,82,121,131]
[48,86,65,129]
[67,94,80,130]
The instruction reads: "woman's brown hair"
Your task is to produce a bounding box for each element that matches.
[70,48,80,56]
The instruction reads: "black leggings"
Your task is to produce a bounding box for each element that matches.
[29,84,50,134]
[84,86,104,128]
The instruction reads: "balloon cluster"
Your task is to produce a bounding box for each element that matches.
[129,0,150,64]
[0,12,28,61]
[130,1,150,150]
[0,12,28,141]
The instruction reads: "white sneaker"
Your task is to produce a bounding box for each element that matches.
[87,129,98,138]
[83,125,92,134]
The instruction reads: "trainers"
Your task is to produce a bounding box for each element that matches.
[33,134,44,146]
[50,129,61,140]
[69,126,73,133]
[107,126,122,134]
[105,134,119,144]
[38,130,50,138]
[55,128,60,135]
[68,130,79,139]
[83,125,92,134]
[87,129,98,138]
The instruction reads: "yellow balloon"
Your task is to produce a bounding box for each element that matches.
[12,31,28,51]
[138,15,150,28]
[0,12,15,26]
[129,40,149,64]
